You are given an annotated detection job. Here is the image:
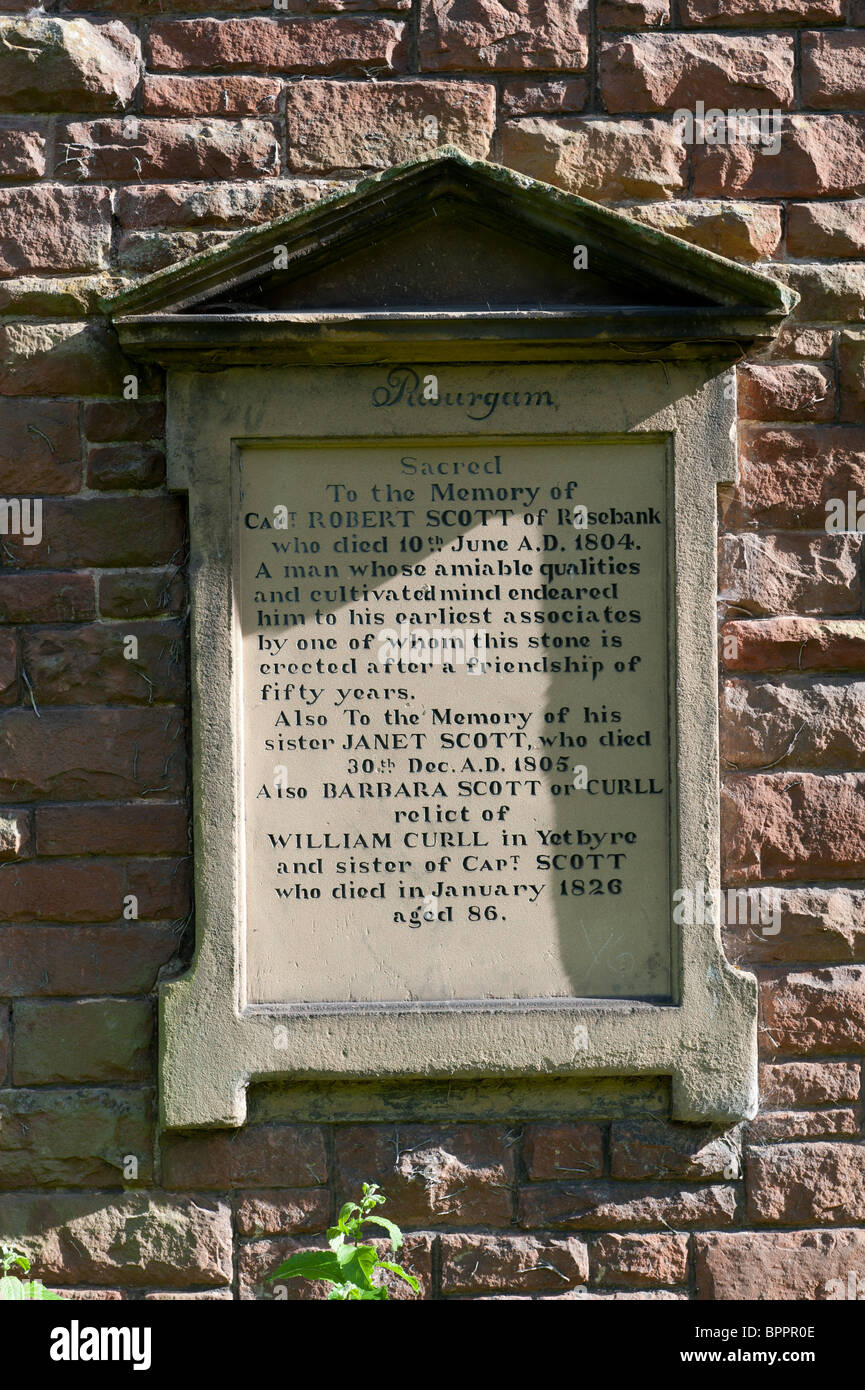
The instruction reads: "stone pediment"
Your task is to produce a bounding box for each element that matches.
[107,147,795,365]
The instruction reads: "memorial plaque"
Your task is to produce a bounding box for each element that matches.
[239,441,670,1003]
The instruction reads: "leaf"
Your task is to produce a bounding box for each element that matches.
[268,1251,344,1284]
[0,1275,27,1301]
[359,1216,403,1251]
[25,1281,64,1301]
[335,1242,378,1290]
[377,1261,420,1292]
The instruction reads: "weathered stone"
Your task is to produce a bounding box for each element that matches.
[693,116,865,198]
[598,0,669,27]
[55,118,280,182]
[98,569,185,621]
[0,497,184,567]
[747,1143,865,1224]
[22,621,185,704]
[0,628,15,704]
[723,774,865,881]
[722,618,865,673]
[334,1124,515,1226]
[501,79,588,119]
[787,200,865,258]
[522,1123,604,1180]
[286,80,495,174]
[419,0,588,72]
[0,925,180,998]
[696,1229,865,1300]
[738,363,834,421]
[767,262,865,323]
[759,1061,860,1108]
[0,1193,232,1288]
[162,1125,327,1189]
[36,803,187,857]
[117,180,327,232]
[719,534,862,616]
[12,999,152,1084]
[591,1233,688,1288]
[239,1231,432,1300]
[148,18,407,74]
[761,966,865,1053]
[235,1190,331,1238]
[802,32,865,110]
[0,18,140,112]
[601,34,794,114]
[440,1234,588,1294]
[84,400,165,443]
[721,678,865,770]
[610,1121,742,1181]
[118,229,235,277]
[0,120,47,177]
[725,887,865,964]
[0,186,110,277]
[501,116,686,200]
[0,858,188,924]
[628,199,782,260]
[748,1109,859,1143]
[0,573,95,625]
[0,275,111,319]
[0,1088,152,1187]
[0,708,186,801]
[726,425,865,530]
[840,331,865,420]
[0,399,80,493]
[518,1182,740,1229]
[0,810,30,860]
[682,0,841,19]
[142,75,282,117]
[0,320,150,399]
[768,327,834,360]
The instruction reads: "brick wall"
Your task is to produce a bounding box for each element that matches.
[0,0,863,1300]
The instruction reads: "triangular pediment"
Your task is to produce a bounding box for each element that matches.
[107,148,796,365]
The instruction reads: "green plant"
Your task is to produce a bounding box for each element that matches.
[0,1245,64,1301]
[268,1183,419,1301]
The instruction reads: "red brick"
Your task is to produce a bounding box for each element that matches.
[22,621,186,704]
[601,34,794,114]
[759,1061,861,1108]
[36,802,187,856]
[840,331,865,421]
[591,1233,688,1288]
[522,1123,604,1180]
[726,425,865,530]
[235,1190,331,1238]
[0,120,47,179]
[0,572,95,624]
[0,321,154,399]
[788,201,865,258]
[760,966,865,1054]
[747,1142,865,1223]
[0,924,181,997]
[334,1123,515,1227]
[440,1234,588,1294]
[87,444,166,490]
[696,1229,865,1300]
[162,1125,327,1190]
[84,400,165,444]
[0,1087,152,1187]
[12,999,152,1084]
[419,0,588,71]
[0,186,110,277]
[148,18,407,74]
[0,858,190,923]
[99,569,186,620]
[723,773,865,882]
[719,533,862,617]
[55,119,280,182]
[721,677,865,771]
[738,363,834,422]
[0,708,186,801]
[610,1121,741,1180]
[0,497,185,567]
[518,1181,740,1229]
[142,76,283,117]
[239,1231,431,1300]
[693,116,865,198]
[721,617,865,673]
[0,399,80,494]
[802,32,865,109]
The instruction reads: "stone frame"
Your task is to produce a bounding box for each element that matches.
[107,151,795,1130]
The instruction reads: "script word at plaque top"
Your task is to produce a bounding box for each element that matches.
[238,440,670,1005]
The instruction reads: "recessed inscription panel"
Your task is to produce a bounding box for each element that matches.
[238,441,671,1004]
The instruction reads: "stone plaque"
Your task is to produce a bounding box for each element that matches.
[238,441,670,1004]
